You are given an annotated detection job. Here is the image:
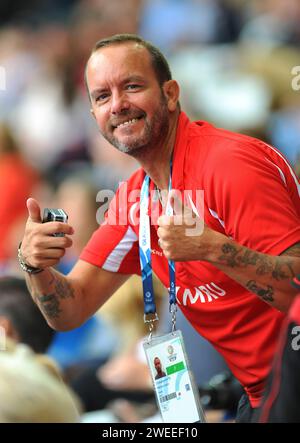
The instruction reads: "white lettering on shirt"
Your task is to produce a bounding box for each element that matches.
[175,283,227,306]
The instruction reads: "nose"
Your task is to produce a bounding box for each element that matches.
[110,91,130,114]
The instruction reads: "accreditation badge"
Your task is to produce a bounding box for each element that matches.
[143,330,206,423]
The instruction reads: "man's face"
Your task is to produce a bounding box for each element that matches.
[86,43,170,156]
[154,357,162,372]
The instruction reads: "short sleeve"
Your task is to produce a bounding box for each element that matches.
[210,141,300,255]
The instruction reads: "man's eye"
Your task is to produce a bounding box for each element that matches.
[95,93,109,102]
[126,84,140,90]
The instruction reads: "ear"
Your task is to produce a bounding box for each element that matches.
[90,108,96,119]
[163,80,180,112]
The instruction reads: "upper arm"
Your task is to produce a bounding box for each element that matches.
[68,259,130,322]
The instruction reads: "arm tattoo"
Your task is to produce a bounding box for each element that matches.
[246,280,274,303]
[37,293,62,319]
[219,243,295,281]
[272,260,295,280]
[219,244,262,268]
[37,272,75,319]
[54,276,75,300]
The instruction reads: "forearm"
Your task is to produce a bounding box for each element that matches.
[208,236,300,312]
[25,268,83,331]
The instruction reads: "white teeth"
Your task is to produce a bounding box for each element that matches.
[117,118,138,128]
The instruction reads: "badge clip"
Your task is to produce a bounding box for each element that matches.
[169,303,177,333]
[144,312,159,342]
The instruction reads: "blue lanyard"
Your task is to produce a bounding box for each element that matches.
[139,165,176,321]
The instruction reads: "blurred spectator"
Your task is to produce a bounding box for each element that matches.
[0,276,54,352]
[0,339,80,423]
[0,277,80,422]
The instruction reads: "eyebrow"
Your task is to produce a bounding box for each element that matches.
[90,75,146,100]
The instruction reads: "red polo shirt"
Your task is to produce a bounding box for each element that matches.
[81,112,300,407]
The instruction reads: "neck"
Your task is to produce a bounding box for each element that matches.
[137,110,180,190]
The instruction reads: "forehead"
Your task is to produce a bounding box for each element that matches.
[87,43,156,86]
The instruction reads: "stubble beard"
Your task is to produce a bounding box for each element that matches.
[102,96,170,158]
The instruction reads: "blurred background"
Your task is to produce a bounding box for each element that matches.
[0,0,299,423]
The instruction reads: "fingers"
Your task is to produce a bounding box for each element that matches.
[34,247,67,260]
[24,236,73,268]
[36,235,73,249]
[27,198,42,223]
[42,222,74,236]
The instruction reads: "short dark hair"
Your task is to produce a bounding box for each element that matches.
[85,34,172,98]
[0,277,54,353]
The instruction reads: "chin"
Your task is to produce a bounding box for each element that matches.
[113,137,150,156]
[116,143,148,156]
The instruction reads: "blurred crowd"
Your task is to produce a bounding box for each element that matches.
[0,0,300,423]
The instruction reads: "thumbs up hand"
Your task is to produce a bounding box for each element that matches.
[157,190,214,262]
[20,198,74,270]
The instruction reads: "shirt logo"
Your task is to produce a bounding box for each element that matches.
[173,283,227,306]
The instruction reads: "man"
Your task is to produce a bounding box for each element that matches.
[18,34,300,422]
[154,357,166,380]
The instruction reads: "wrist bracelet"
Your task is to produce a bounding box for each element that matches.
[17,242,43,274]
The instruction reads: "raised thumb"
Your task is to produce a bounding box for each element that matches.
[26,198,42,223]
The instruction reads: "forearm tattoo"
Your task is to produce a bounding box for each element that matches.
[218,243,298,303]
[246,280,274,303]
[37,271,74,319]
[219,244,295,281]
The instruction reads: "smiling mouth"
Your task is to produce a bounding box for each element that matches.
[113,116,143,130]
